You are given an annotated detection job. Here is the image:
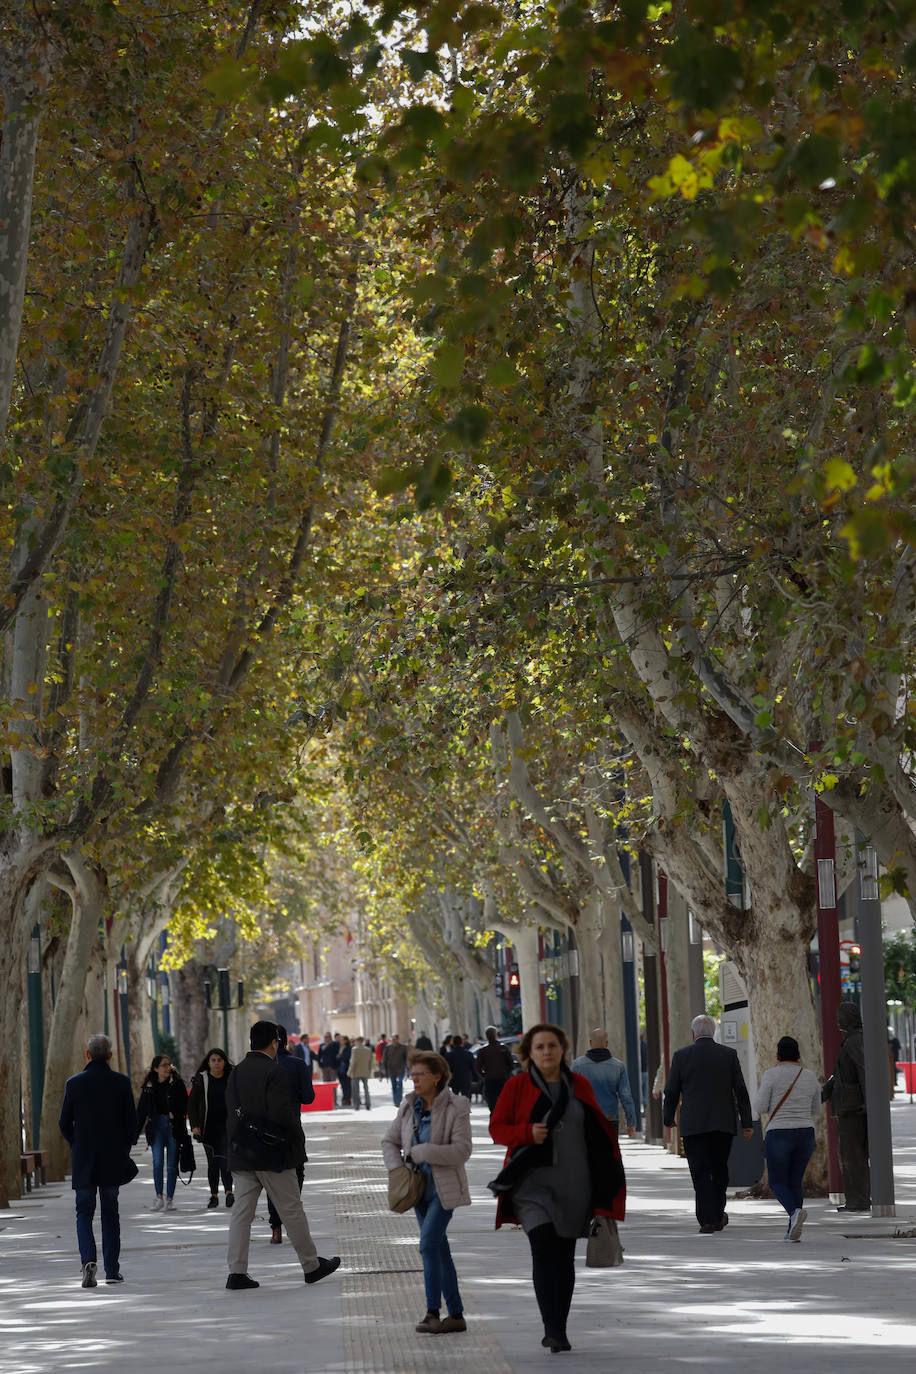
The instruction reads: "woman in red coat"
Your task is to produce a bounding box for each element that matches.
[489,1021,625,1353]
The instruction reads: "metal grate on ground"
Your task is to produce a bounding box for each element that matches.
[327,1121,514,1374]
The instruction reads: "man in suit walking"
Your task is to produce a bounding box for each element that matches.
[58,1033,138,1287]
[663,1014,753,1234]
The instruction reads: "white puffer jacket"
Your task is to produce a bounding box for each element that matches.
[381,1088,471,1211]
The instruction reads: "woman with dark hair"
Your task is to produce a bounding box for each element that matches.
[489,1022,626,1354]
[188,1048,235,1210]
[136,1054,190,1212]
[337,1035,352,1108]
[382,1050,471,1335]
[754,1035,822,1242]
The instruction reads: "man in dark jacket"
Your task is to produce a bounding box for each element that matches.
[663,1014,753,1233]
[266,1025,316,1244]
[828,1001,870,1211]
[382,1033,409,1105]
[316,1032,339,1083]
[475,1026,515,1113]
[444,1036,476,1099]
[58,1033,138,1287]
[225,1020,339,1290]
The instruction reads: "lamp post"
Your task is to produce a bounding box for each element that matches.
[116,955,131,1082]
[204,968,245,1054]
[145,960,160,1050]
[27,926,44,1147]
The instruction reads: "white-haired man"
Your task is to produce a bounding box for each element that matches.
[663,1014,752,1234]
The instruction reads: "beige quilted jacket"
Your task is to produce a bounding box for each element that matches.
[381,1087,471,1211]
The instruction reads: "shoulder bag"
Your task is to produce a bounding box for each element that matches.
[387,1109,425,1213]
[765,1068,803,1131]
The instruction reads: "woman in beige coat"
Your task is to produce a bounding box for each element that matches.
[382,1050,471,1335]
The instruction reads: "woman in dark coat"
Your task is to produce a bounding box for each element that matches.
[188,1048,235,1209]
[136,1054,189,1211]
[489,1021,626,1354]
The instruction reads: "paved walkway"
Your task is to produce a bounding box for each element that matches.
[3,1082,916,1373]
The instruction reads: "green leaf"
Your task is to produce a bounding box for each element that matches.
[402,49,441,82]
[445,406,490,447]
[376,465,420,496]
[430,342,465,389]
[202,58,254,104]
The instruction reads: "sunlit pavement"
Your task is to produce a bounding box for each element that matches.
[3,1081,916,1373]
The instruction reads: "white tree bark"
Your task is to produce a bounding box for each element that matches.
[0,7,53,446]
[38,852,107,1180]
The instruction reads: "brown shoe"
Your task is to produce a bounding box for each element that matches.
[415,1312,443,1333]
[440,1315,466,1333]
[270,1227,282,1244]
[715,1213,729,1231]
[699,1224,717,1234]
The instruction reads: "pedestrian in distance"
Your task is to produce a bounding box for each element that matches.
[266,1024,315,1244]
[225,1020,339,1290]
[443,1035,475,1100]
[382,1050,471,1335]
[823,1001,871,1211]
[489,1022,626,1355]
[188,1047,235,1210]
[414,1031,434,1051]
[337,1034,352,1106]
[571,1028,636,1139]
[348,1036,374,1109]
[58,1033,138,1288]
[375,1034,388,1078]
[383,1033,409,1106]
[663,1014,753,1234]
[753,1036,822,1243]
[136,1052,190,1212]
[475,1026,515,1114]
[317,1032,339,1083]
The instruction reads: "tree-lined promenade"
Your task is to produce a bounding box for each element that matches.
[2,0,915,1201]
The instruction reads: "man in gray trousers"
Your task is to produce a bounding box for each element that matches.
[663,1014,753,1234]
[225,1020,340,1289]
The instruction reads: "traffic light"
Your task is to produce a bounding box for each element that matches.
[848,943,861,981]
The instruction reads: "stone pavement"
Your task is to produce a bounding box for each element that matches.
[3,1080,916,1373]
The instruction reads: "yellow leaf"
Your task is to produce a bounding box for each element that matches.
[823,458,857,491]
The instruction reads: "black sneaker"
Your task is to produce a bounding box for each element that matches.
[105,1274,125,1284]
[81,1262,97,1288]
[225,1193,235,1208]
[207,1196,219,1210]
[304,1255,341,1284]
[226,1273,259,1290]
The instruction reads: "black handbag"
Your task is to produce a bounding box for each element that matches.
[178,1134,196,1183]
[230,1108,288,1172]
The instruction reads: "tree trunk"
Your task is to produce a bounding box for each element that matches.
[513,921,542,1032]
[175,960,213,1079]
[0,13,51,447]
[574,895,605,1056]
[663,885,693,1063]
[733,928,828,1193]
[0,842,53,1204]
[38,853,107,1179]
[596,902,626,1065]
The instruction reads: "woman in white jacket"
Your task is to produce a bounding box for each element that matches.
[382,1050,471,1335]
[754,1035,822,1243]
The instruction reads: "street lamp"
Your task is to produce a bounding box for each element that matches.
[204,968,245,1053]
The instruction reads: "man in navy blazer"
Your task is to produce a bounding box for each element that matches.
[663,1014,753,1233]
[59,1033,138,1287]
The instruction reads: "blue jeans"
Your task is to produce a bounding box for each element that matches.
[415,1191,462,1316]
[75,1185,120,1277]
[391,1074,404,1106]
[765,1127,815,1219]
[150,1114,179,1198]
